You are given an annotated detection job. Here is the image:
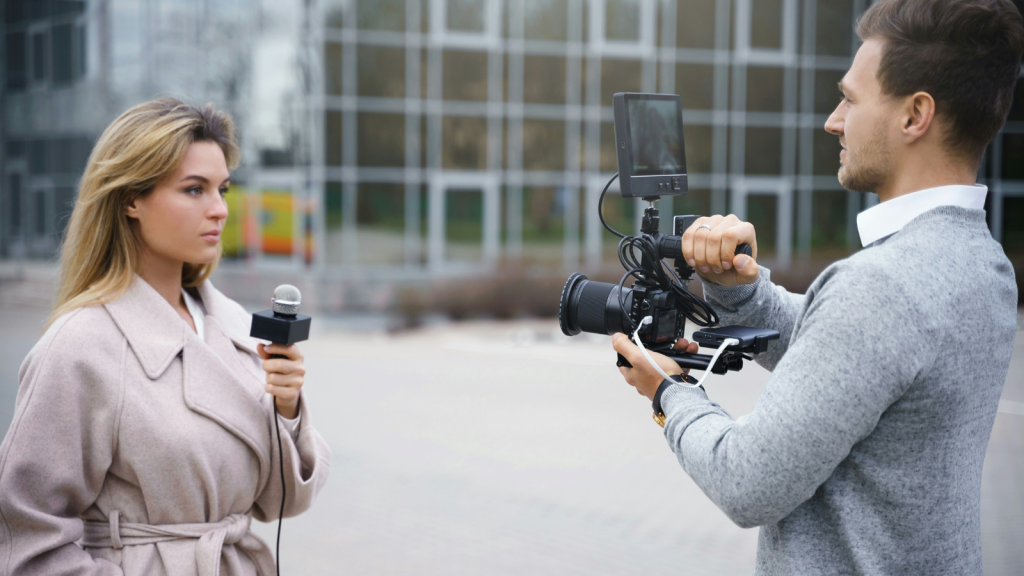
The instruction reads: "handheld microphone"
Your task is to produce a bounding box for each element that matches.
[250,284,311,354]
[249,285,312,576]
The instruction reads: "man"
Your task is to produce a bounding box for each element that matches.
[612,0,1021,574]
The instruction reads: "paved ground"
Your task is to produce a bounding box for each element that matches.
[1,293,1022,574]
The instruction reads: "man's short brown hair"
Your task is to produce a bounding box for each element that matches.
[857,0,1024,162]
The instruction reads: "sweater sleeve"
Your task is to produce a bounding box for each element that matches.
[700,266,806,371]
[0,312,125,576]
[661,263,934,528]
[251,391,331,522]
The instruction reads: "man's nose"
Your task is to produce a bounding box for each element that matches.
[824,103,844,136]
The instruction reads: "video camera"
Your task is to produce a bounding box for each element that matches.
[558,92,778,375]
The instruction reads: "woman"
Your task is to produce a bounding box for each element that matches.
[0,98,330,575]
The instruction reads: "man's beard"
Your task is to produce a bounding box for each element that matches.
[838,124,891,193]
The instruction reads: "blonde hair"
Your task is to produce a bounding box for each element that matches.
[47,97,241,329]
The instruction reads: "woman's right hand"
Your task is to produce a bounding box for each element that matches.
[681,214,761,287]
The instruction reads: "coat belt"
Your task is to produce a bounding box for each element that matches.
[80,510,276,576]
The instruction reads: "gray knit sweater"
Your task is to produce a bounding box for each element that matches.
[659,206,1018,575]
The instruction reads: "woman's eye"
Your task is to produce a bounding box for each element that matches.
[219,187,229,196]
[187,186,203,196]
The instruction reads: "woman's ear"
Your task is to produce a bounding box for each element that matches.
[124,195,141,219]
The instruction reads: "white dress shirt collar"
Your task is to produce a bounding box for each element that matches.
[856,184,987,247]
[181,288,207,340]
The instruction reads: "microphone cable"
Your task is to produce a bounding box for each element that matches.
[274,402,285,576]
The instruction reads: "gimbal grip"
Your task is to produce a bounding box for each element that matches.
[657,235,752,259]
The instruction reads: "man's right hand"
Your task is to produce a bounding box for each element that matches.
[681,214,761,287]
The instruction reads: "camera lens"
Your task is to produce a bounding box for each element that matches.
[558,273,632,336]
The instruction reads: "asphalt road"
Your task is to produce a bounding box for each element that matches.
[1,305,1022,575]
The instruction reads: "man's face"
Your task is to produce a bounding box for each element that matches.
[825,39,897,193]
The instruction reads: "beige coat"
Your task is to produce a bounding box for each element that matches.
[0,277,330,575]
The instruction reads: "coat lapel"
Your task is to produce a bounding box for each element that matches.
[106,276,272,492]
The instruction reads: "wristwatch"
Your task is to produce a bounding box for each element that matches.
[652,374,699,427]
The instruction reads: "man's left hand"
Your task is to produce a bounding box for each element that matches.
[612,334,699,400]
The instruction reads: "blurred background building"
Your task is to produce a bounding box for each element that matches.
[2,0,1023,314]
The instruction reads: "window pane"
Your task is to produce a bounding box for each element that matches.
[683,124,713,173]
[668,188,711,219]
[676,63,715,110]
[34,190,47,237]
[6,32,27,91]
[53,1,85,17]
[358,113,405,167]
[358,45,405,98]
[676,0,717,49]
[8,174,22,234]
[29,140,47,175]
[744,128,782,174]
[448,0,486,32]
[325,42,343,96]
[606,0,640,41]
[523,55,566,104]
[442,116,488,169]
[602,194,638,251]
[601,58,642,106]
[746,66,784,112]
[325,182,344,232]
[811,190,847,249]
[600,122,618,172]
[1002,133,1024,179]
[326,110,343,166]
[522,186,566,263]
[816,0,853,57]
[1003,197,1024,252]
[814,130,842,176]
[29,0,51,19]
[746,195,777,255]
[750,0,782,49]
[52,23,73,84]
[74,23,86,79]
[813,69,845,115]
[443,50,488,101]
[524,0,568,41]
[1008,80,1024,122]
[32,32,47,82]
[358,0,406,31]
[357,183,405,264]
[5,0,27,23]
[522,119,566,171]
[446,189,483,261]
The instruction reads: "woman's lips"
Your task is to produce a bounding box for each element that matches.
[201,231,221,242]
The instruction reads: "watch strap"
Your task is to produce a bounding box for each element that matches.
[652,374,701,428]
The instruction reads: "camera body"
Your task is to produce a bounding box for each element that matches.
[558,92,778,375]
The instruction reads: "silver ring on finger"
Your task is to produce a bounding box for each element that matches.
[697,224,714,232]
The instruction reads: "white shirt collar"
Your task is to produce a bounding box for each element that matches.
[181,288,207,340]
[856,184,987,247]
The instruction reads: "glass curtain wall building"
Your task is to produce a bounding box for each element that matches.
[3,0,1024,289]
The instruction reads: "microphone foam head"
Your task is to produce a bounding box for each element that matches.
[272,284,302,316]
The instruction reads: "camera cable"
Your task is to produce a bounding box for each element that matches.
[632,317,739,389]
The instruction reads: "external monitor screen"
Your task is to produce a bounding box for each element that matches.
[627,98,685,176]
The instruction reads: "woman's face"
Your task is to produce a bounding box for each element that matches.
[126,141,230,266]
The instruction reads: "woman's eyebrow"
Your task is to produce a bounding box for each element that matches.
[178,174,231,185]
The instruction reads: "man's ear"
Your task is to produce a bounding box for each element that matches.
[901,91,936,144]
